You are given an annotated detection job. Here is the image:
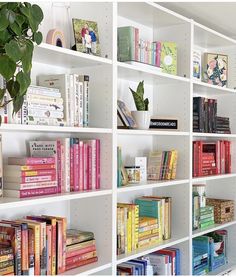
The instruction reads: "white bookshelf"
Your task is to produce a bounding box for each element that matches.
[1,1,236,276]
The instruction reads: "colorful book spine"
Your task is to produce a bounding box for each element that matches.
[4,186,58,198]
[73,139,80,191]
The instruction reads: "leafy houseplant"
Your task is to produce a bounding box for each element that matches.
[0,2,44,123]
[129,81,150,130]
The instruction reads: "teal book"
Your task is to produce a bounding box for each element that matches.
[117,26,135,62]
[135,198,160,219]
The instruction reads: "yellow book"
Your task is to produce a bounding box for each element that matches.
[117,207,121,254]
[134,204,139,250]
[139,228,159,239]
[139,217,157,228]
[171,150,178,179]
[166,150,175,180]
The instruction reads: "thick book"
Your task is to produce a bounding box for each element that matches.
[118,26,135,62]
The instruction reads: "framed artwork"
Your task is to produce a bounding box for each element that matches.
[72,18,101,56]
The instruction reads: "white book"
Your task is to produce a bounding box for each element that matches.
[73,74,81,127]
[26,116,64,126]
[60,138,70,192]
[26,94,63,105]
[147,254,168,275]
[69,74,75,127]
[28,85,61,98]
[78,80,84,127]
[4,181,57,190]
[27,108,64,119]
[79,75,89,127]
[27,102,64,112]
[38,74,70,126]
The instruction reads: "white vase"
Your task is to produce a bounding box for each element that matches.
[131,111,150,130]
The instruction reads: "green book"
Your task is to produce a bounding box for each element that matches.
[200,220,215,229]
[117,26,135,62]
[160,42,177,75]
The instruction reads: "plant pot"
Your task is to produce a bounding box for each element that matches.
[131,111,150,130]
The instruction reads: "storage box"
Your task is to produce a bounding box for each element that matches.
[206,198,234,224]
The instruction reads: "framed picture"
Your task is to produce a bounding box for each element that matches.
[72,18,101,56]
[204,53,228,87]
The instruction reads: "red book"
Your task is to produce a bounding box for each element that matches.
[73,139,79,192]
[4,186,58,198]
[65,256,98,271]
[8,157,55,165]
[66,245,96,259]
[79,141,84,191]
[66,251,97,266]
[156,249,176,275]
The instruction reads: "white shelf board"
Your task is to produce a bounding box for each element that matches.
[193,173,236,182]
[193,132,236,139]
[208,263,236,276]
[0,124,112,134]
[117,129,190,136]
[117,179,189,193]
[193,80,236,96]
[0,189,112,210]
[116,235,189,264]
[33,43,112,68]
[192,220,236,238]
[194,21,236,49]
[60,258,112,276]
[118,62,190,85]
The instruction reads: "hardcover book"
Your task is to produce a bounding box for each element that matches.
[160,42,177,75]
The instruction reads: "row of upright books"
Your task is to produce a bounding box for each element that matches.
[2,137,101,198]
[193,140,231,177]
[117,196,172,255]
[193,230,228,275]
[117,26,177,75]
[117,247,180,275]
[0,214,98,275]
[193,97,231,134]
[0,74,90,127]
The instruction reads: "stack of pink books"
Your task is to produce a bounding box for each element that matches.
[4,157,58,198]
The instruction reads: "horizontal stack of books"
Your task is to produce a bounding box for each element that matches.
[199,206,215,229]
[3,138,101,198]
[193,230,228,274]
[193,97,231,134]
[1,74,90,127]
[117,196,172,255]
[193,140,231,177]
[0,214,67,275]
[66,229,98,271]
[147,150,178,180]
[117,26,177,75]
[4,157,57,198]
[0,246,14,275]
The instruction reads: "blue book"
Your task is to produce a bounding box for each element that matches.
[167,247,181,275]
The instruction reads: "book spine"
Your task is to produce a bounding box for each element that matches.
[8,157,55,165]
[79,141,84,191]
[0,248,13,256]
[69,74,75,127]
[66,245,96,259]
[60,143,65,193]
[0,266,14,275]
[51,223,56,275]
[65,256,98,271]
[134,28,139,61]
[19,164,56,171]
[73,139,79,191]
[28,228,35,275]
[89,141,96,190]
[0,254,14,263]
[27,102,64,112]
[26,94,63,105]
[46,225,52,276]
[66,251,96,266]
[57,140,62,193]
[34,226,40,276]
[70,138,74,192]
[40,223,47,275]
[96,139,100,189]
[82,76,89,127]
[15,227,22,275]
[7,181,57,190]
[83,143,88,190]
[6,175,57,183]
[6,169,56,177]
[21,223,29,275]
[26,116,64,126]
[73,74,80,127]
[62,218,67,274]
[65,138,71,192]
[156,42,161,67]
[19,186,58,198]
[27,108,64,119]
[134,205,139,250]
[57,221,63,274]
[87,144,92,190]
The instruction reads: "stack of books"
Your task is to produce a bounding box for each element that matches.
[147,150,178,180]
[117,26,177,75]
[193,97,231,134]
[199,206,215,229]
[117,259,151,275]
[193,140,231,177]
[0,246,14,275]
[144,247,181,275]
[3,157,58,198]
[66,229,98,271]
[138,217,159,249]
[0,214,67,275]
[11,85,64,126]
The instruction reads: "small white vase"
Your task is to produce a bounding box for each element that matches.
[131,111,150,130]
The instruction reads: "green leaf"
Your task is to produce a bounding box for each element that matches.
[20,6,30,18]
[0,88,5,102]
[15,14,25,27]
[33,31,43,45]
[0,3,7,8]
[32,4,43,22]
[132,92,145,111]
[0,12,9,31]
[4,9,16,24]
[9,22,22,36]
[144,98,149,111]
[0,29,12,44]
[6,79,19,98]
[6,3,18,11]
[21,39,33,73]
[136,81,144,99]
[16,71,30,95]
[5,40,22,62]
[13,95,24,114]
[0,55,16,80]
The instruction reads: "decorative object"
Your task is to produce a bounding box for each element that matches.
[72,18,101,56]
[135,157,147,182]
[203,53,228,87]
[46,29,66,47]
[125,166,141,183]
[193,49,201,80]
[117,100,137,129]
[0,2,44,123]
[129,81,150,130]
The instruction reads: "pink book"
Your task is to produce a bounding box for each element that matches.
[57,140,62,193]
[155,42,161,67]
[87,144,92,190]
[79,141,84,191]
[66,245,96,259]
[4,186,58,198]
[70,138,74,192]
[60,143,65,193]
[96,139,100,189]
[83,143,88,190]
[73,139,79,191]
[134,28,139,61]
[8,157,55,165]
[12,174,56,183]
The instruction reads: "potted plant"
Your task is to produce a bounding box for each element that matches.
[0,2,44,123]
[129,80,150,130]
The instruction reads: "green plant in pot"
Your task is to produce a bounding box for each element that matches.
[129,80,150,130]
[0,2,44,124]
